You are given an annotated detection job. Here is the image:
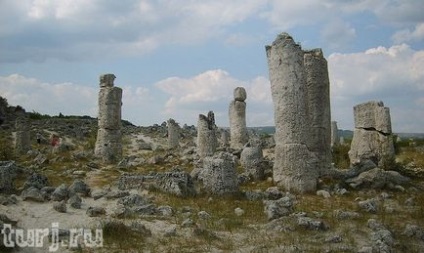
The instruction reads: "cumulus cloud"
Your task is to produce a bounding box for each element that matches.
[392,23,424,44]
[155,70,272,126]
[328,44,424,132]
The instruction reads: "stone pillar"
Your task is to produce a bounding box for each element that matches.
[14,109,31,154]
[304,49,332,175]
[266,33,331,192]
[94,74,123,163]
[197,111,217,158]
[240,141,264,181]
[349,101,394,166]
[202,152,239,195]
[167,118,179,149]
[229,87,248,149]
[219,128,230,148]
[331,121,340,148]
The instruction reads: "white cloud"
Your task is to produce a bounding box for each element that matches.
[392,23,424,44]
[328,44,424,132]
[155,69,272,126]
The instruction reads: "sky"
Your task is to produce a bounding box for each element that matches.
[0,0,423,133]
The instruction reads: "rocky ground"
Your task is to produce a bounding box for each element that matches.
[0,117,423,253]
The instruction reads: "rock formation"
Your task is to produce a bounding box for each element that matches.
[94,74,123,163]
[219,128,230,148]
[197,111,217,158]
[331,121,340,147]
[167,118,180,149]
[265,32,331,192]
[349,101,395,166]
[229,87,248,149]
[14,108,31,155]
[202,152,239,195]
[240,140,264,181]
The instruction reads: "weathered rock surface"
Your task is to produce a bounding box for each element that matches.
[331,121,339,147]
[14,110,31,155]
[346,168,410,189]
[266,33,331,192]
[0,161,22,193]
[229,87,248,149]
[155,171,196,197]
[201,152,239,195]
[86,206,106,217]
[240,143,264,181]
[68,179,91,197]
[51,183,69,201]
[94,73,123,163]
[167,118,180,149]
[53,201,67,213]
[21,186,44,202]
[349,101,394,166]
[263,195,295,220]
[197,111,217,158]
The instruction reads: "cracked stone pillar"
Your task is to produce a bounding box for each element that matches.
[197,111,217,158]
[331,121,340,148]
[14,109,31,154]
[229,87,248,149]
[240,140,264,181]
[304,49,332,175]
[94,74,123,163]
[167,118,180,149]
[349,101,394,166]
[266,33,331,192]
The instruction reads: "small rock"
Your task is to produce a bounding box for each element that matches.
[297,217,329,231]
[51,184,69,201]
[157,205,173,216]
[68,179,91,197]
[181,218,194,227]
[404,197,415,206]
[358,198,378,213]
[263,196,294,221]
[325,234,342,243]
[21,187,44,202]
[234,207,245,216]
[198,211,211,220]
[316,190,331,198]
[53,201,67,213]
[164,226,177,237]
[402,224,424,240]
[86,206,106,217]
[69,195,82,209]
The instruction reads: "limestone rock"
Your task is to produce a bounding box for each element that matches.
[53,201,67,213]
[51,184,69,201]
[201,152,239,195]
[21,186,44,202]
[229,87,248,149]
[263,196,295,221]
[349,101,394,166]
[69,195,82,209]
[94,73,123,163]
[266,33,331,192]
[68,179,91,197]
[346,168,410,189]
[86,206,106,217]
[358,198,378,213]
[155,171,196,197]
[167,118,180,149]
[117,194,150,207]
[0,161,22,193]
[240,144,264,180]
[23,173,49,190]
[197,112,217,158]
[297,217,329,231]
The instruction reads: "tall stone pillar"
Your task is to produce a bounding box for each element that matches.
[197,111,217,158]
[167,118,179,149]
[94,74,123,163]
[229,87,248,149]
[304,49,332,174]
[266,33,331,192]
[349,101,394,166]
[14,109,31,154]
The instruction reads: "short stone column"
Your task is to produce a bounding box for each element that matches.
[349,101,394,166]
[167,118,180,149]
[197,111,217,158]
[202,152,239,195]
[14,109,31,155]
[94,74,123,163]
[240,140,264,181]
[229,87,248,149]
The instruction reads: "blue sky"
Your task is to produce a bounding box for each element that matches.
[0,0,423,132]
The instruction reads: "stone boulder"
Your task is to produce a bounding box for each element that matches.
[201,152,239,195]
[346,168,410,189]
[263,195,295,221]
[240,145,264,180]
[0,161,23,193]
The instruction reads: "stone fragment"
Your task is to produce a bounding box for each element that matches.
[263,196,295,220]
[358,198,378,213]
[197,112,218,158]
[68,179,91,197]
[94,74,123,163]
[297,217,329,231]
[0,161,22,193]
[346,168,410,189]
[69,195,82,209]
[155,171,196,197]
[229,87,248,149]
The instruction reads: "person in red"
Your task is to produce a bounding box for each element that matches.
[50,134,59,147]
